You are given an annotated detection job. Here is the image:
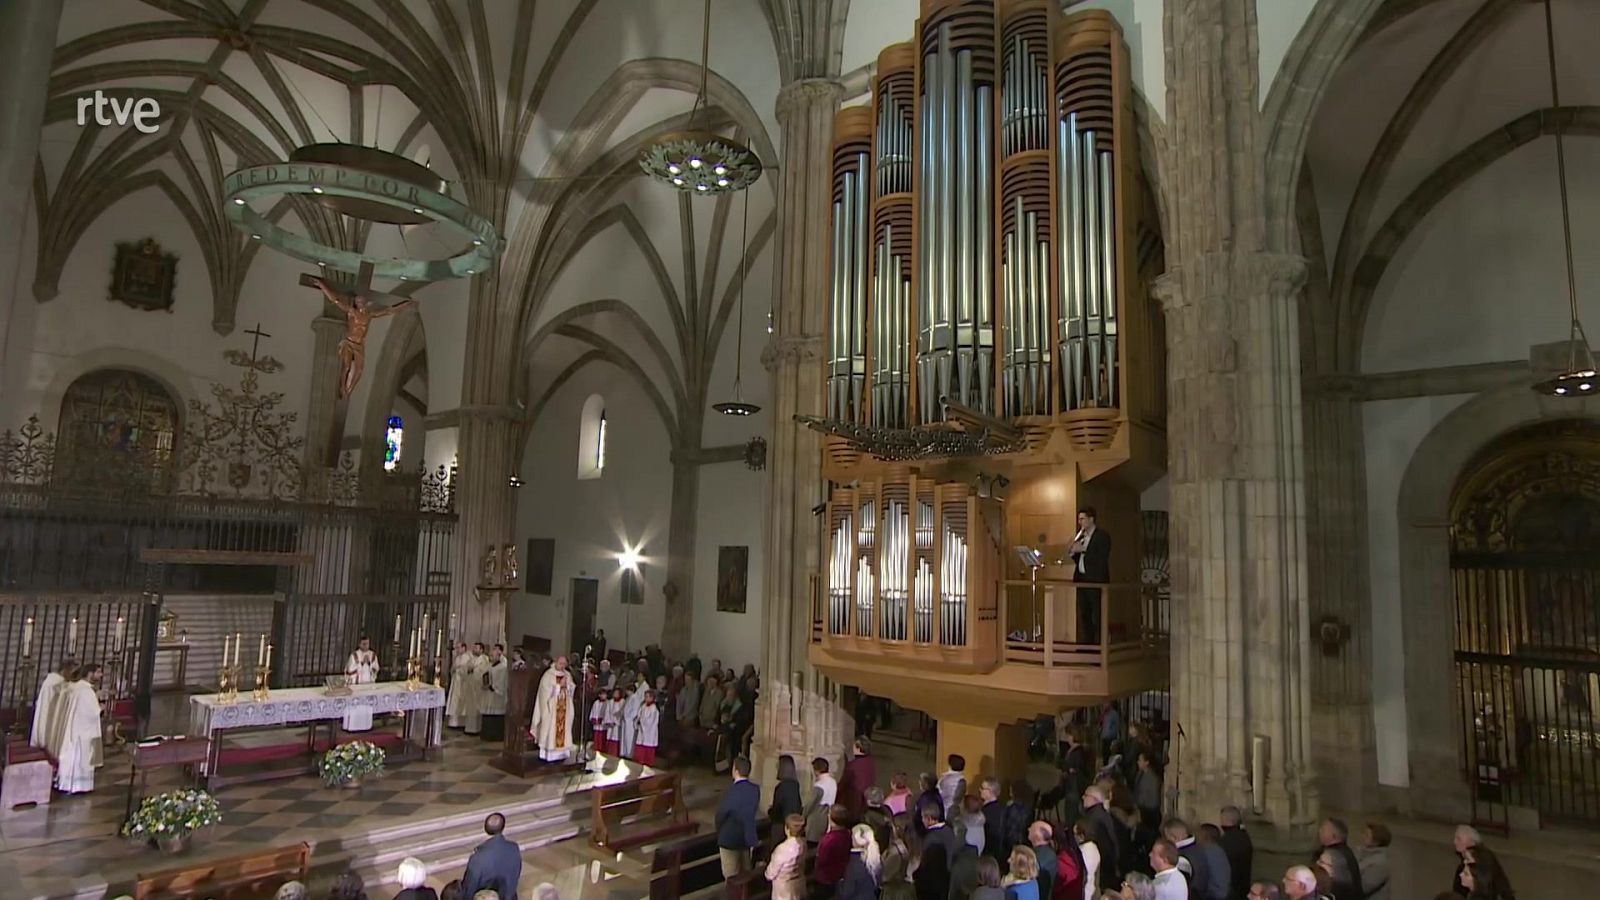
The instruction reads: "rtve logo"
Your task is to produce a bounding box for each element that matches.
[76,90,162,134]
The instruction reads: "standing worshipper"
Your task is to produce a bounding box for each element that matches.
[346,636,380,684]
[1149,841,1188,900]
[1356,823,1391,900]
[765,814,808,900]
[1311,818,1363,900]
[840,737,877,815]
[1080,787,1121,889]
[1220,807,1255,900]
[1029,821,1058,897]
[912,773,942,838]
[460,813,521,900]
[634,690,661,765]
[530,655,576,762]
[839,823,883,900]
[716,756,761,881]
[30,660,72,751]
[55,663,104,794]
[677,669,701,727]
[590,628,607,664]
[805,756,840,842]
[446,643,473,729]
[938,754,968,821]
[769,755,804,830]
[479,645,508,741]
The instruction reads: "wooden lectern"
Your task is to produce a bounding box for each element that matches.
[490,667,539,776]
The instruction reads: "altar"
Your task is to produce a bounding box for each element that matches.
[187,681,444,788]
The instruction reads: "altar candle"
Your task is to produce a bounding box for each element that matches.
[114,616,126,652]
[67,617,78,654]
[265,643,272,670]
[435,629,442,660]
[234,632,241,666]
[222,633,231,667]
[22,617,33,658]
[258,634,266,666]
[411,629,420,658]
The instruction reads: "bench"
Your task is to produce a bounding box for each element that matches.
[134,841,310,900]
[591,771,698,851]
[648,822,781,899]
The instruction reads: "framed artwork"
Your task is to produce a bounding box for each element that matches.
[526,538,555,595]
[109,238,178,312]
[717,545,749,613]
[620,566,644,606]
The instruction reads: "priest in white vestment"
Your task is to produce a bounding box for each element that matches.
[55,663,104,794]
[479,644,509,741]
[30,661,71,750]
[619,674,648,758]
[531,656,576,762]
[346,636,380,684]
[463,643,488,735]
[446,642,473,728]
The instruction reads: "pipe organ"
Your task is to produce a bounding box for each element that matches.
[824,0,1148,430]
[826,478,998,662]
[815,2,1162,680]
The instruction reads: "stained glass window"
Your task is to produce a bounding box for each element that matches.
[57,368,179,492]
[385,415,403,471]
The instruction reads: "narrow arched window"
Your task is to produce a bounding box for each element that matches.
[384,415,404,471]
[578,394,606,480]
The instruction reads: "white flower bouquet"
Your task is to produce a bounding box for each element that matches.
[318,739,386,786]
[122,788,222,841]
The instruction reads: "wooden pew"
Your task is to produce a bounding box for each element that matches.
[591,771,698,851]
[134,841,310,900]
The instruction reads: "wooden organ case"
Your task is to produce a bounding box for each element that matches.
[808,0,1167,762]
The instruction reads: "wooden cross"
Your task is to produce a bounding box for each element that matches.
[298,261,408,309]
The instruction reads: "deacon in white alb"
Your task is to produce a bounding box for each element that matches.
[446,642,473,728]
[30,660,72,751]
[531,655,576,762]
[463,643,488,735]
[55,663,104,794]
[479,644,509,741]
[346,635,380,684]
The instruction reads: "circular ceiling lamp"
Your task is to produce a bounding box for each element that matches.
[1532,0,1596,398]
[638,0,761,196]
[714,191,761,417]
[222,143,502,281]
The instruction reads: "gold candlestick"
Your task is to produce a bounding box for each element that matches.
[217,664,240,703]
[433,652,444,689]
[405,656,422,691]
[252,664,271,701]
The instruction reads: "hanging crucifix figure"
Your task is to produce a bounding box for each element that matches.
[300,262,417,399]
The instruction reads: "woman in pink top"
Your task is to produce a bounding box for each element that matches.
[885,771,913,815]
[765,814,808,900]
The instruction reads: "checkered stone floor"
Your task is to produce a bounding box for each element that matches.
[0,727,658,899]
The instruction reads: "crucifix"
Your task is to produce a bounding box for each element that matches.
[299,261,417,399]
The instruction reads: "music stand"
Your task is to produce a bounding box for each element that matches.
[1015,546,1045,640]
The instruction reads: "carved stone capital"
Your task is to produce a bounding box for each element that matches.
[775,78,844,126]
[1153,252,1309,314]
[761,333,826,372]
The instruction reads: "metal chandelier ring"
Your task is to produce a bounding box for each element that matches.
[222,162,502,281]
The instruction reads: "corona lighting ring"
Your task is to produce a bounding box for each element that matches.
[222,161,501,281]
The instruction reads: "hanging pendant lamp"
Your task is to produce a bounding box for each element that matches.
[715,191,761,416]
[638,0,762,195]
[1532,0,1597,397]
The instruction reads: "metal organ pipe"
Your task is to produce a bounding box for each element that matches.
[1098,150,1119,405]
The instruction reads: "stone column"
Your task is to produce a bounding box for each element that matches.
[1157,252,1320,828]
[1303,392,1379,809]
[0,0,63,401]
[751,78,855,790]
[303,314,347,470]
[450,406,519,645]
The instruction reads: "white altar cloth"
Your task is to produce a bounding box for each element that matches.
[188,682,445,741]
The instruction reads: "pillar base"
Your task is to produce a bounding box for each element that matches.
[751,681,854,808]
[935,720,1030,783]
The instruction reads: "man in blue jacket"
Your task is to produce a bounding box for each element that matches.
[716,755,761,880]
[461,812,521,900]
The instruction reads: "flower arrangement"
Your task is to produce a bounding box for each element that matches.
[122,788,222,841]
[319,739,386,786]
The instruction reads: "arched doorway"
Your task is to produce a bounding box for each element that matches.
[1450,419,1600,827]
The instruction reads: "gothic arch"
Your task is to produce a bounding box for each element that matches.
[1394,383,1600,818]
